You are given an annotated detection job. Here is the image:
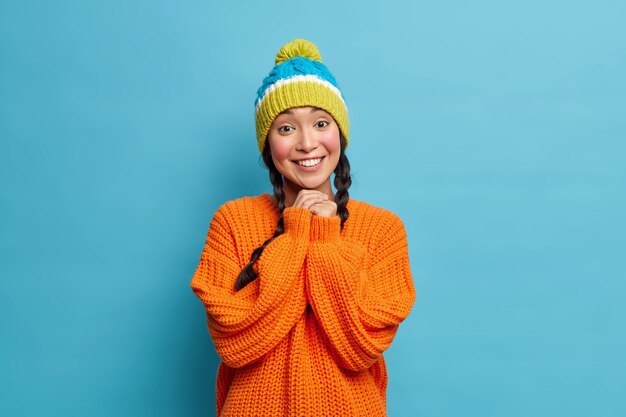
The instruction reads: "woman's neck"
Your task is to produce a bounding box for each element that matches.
[274,179,335,208]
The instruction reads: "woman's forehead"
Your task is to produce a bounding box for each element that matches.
[278,106,327,116]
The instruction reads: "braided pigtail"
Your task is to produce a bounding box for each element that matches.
[234,144,286,291]
[334,133,352,230]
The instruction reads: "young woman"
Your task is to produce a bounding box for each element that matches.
[190,38,416,417]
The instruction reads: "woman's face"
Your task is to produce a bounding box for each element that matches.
[267,106,341,193]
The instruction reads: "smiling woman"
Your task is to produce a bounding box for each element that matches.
[190,38,416,417]
[267,106,341,208]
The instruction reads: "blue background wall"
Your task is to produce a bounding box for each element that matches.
[1,0,625,416]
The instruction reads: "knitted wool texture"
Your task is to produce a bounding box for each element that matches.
[254,38,350,153]
[190,193,416,417]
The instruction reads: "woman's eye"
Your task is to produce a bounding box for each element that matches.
[279,126,293,133]
[316,121,329,128]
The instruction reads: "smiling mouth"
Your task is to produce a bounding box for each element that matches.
[293,156,325,167]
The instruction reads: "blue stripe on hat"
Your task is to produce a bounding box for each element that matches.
[254,57,342,108]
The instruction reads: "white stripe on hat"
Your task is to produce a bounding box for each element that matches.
[255,74,346,113]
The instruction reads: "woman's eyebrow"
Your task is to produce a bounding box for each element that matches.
[280,108,323,115]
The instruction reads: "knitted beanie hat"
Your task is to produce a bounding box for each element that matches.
[254,38,350,153]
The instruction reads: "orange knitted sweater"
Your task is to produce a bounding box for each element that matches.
[190,193,416,417]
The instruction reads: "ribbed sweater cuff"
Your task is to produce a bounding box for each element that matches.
[283,207,311,239]
[310,214,341,242]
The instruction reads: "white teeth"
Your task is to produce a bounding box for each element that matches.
[296,157,322,167]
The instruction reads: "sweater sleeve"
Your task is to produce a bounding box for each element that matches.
[190,205,311,368]
[305,212,416,371]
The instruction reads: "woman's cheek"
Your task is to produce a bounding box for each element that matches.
[268,138,292,162]
[276,148,293,164]
[320,129,341,152]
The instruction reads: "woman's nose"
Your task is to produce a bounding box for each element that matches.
[296,128,318,151]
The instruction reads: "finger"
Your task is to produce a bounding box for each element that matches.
[296,189,328,201]
[293,191,328,208]
[300,195,327,209]
[310,200,337,216]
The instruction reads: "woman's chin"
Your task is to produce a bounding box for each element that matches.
[285,176,331,191]
[297,180,330,191]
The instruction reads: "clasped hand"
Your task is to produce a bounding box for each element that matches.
[292,189,337,218]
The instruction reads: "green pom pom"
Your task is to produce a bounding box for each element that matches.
[275,38,323,65]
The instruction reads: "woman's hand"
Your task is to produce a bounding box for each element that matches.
[291,190,336,218]
[292,189,328,210]
[309,199,337,218]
